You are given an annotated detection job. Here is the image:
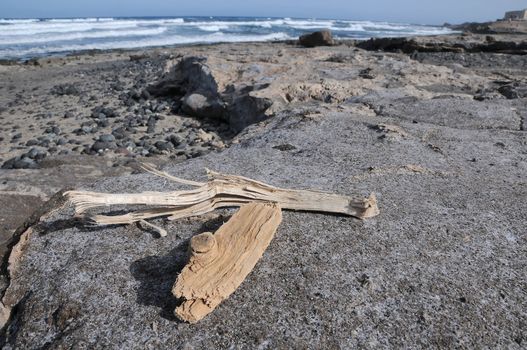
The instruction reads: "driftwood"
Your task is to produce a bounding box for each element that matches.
[173,202,282,323]
[65,164,379,226]
[62,165,380,323]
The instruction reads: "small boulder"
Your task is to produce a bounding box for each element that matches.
[154,141,173,151]
[182,93,224,120]
[98,134,116,143]
[51,84,80,96]
[498,84,527,100]
[299,30,334,47]
[92,140,117,152]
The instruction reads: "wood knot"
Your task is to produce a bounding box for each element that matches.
[190,232,216,255]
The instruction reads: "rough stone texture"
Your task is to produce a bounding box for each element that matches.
[357,33,527,54]
[147,56,274,131]
[1,95,526,348]
[1,39,527,349]
[299,30,335,47]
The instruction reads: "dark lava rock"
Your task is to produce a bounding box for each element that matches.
[63,111,74,119]
[359,68,376,79]
[147,56,226,120]
[227,93,273,132]
[44,126,61,134]
[167,134,183,146]
[51,84,80,96]
[1,156,38,169]
[11,133,22,140]
[98,134,116,143]
[112,127,128,140]
[91,106,118,119]
[181,93,224,120]
[91,140,117,152]
[146,115,157,134]
[357,36,527,55]
[498,83,527,99]
[299,30,334,47]
[25,139,39,146]
[154,141,173,151]
[223,83,273,132]
[56,138,67,146]
[26,148,47,160]
[147,56,273,132]
[273,143,297,151]
[148,56,218,97]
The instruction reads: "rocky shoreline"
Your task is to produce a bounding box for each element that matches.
[0,32,526,348]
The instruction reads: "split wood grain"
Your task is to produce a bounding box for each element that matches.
[173,202,282,323]
[65,166,379,226]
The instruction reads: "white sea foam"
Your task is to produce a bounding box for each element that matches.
[197,25,230,32]
[0,21,141,35]
[0,32,294,58]
[0,17,454,59]
[0,27,168,45]
[0,18,40,24]
[48,18,115,23]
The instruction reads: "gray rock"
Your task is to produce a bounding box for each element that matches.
[99,134,116,143]
[4,156,38,169]
[16,157,38,169]
[375,98,520,130]
[148,56,273,131]
[112,127,128,140]
[50,83,80,96]
[56,138,67,146]
[146,115,157,134]
[5,104,525,348]
[25,139,39,146]
[154,141,173,151]
[91,140,117,152]
[147,56,218,97]
[167,134,183,146]
[26,148,47,160]
[227,93,273,132]
[299,30,334,47]
[181,93,224,119]
[498,83,527,99]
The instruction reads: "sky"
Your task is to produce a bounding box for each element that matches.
[0,0,525,25]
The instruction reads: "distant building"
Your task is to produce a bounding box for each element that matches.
[504,9,527,21]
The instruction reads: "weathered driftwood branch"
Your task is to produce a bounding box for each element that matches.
[64,165,379,226]
[173,202,282,323]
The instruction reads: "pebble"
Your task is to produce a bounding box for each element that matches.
[26,148,47,160]
[146,115,157,134]
[99,134,116,143]
[92,140,117,152]
[154,141,173,151]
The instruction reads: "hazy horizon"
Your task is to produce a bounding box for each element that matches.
[1,0,524,25]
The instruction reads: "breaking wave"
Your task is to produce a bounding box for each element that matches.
[0,16,455,59]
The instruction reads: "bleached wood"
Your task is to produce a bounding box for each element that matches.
[65,168,379,226]
[173,202,282,323]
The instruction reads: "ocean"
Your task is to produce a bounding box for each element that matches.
[0,16,455,60]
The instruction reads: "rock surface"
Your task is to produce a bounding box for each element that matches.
[0,38,526,348]
[357,33,527,54]
[147,56,274,131]
[299,30,335,47]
